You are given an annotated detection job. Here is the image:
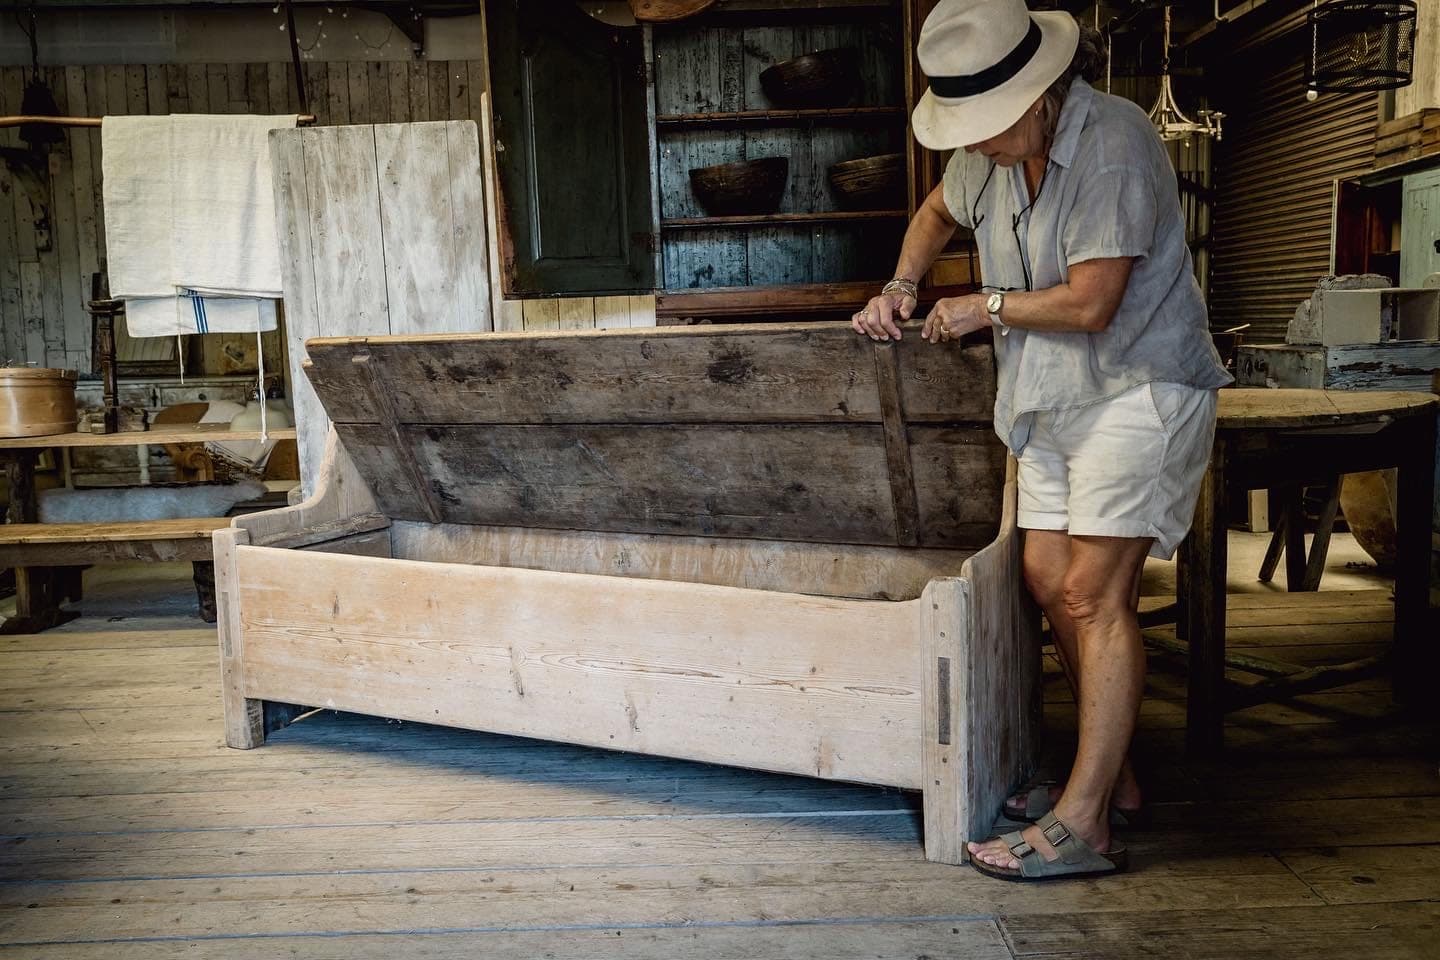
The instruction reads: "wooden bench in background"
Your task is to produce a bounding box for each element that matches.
[0,519,230,633]
[1,424,297,633]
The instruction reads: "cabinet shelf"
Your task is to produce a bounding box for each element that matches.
[662,209,907,229]
[657,106,904,130]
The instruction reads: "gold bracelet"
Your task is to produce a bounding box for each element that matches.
[881,278,918,300]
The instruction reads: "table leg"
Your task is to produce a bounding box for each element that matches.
[1282,485,1307,591]
[1301,477,1342,592]
[2,451,79,634]
[1393,413,1438,702]
[1186,439,1228,755]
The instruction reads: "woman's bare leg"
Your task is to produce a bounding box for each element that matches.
[974,533,1152,866]
[1016,531,1144,812]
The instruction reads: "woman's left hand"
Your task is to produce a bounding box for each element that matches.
[922,295,992,343]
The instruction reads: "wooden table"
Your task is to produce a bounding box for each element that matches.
[1,425,298,632]
[1179,389,1438,753]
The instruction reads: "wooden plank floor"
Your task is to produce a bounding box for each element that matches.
[1,554,1437,959]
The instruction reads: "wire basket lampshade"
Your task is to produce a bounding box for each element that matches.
[1306,0,1418,93]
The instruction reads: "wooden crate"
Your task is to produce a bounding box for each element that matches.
[213,322,1040,865]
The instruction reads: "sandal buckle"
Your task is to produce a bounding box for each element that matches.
[1041,819,1070,847]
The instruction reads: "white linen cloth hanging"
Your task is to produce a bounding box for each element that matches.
[101,113,297,336]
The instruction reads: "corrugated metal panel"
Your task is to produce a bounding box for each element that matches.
[1208,26,1378,342]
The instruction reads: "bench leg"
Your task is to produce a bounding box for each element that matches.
[920,513,1039,864]
[921,579,971,864]
[1,567,81,634]
[214,528,265,748]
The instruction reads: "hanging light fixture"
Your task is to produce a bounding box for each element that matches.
[1305,0,1417,93]
[1148,4,1223,144]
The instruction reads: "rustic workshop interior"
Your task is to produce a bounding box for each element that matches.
[1,0,1439,955]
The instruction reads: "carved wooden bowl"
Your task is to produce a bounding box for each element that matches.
[759,48,861,109]
[828,153,905,210]
[627,0,720,21]
[689,157,789,216]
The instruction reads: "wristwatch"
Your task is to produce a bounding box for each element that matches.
[986,291,1010,336]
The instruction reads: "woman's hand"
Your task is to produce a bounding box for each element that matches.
[922,295,991,343]
[852,291,916,341]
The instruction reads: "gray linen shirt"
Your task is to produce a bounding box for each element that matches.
[941,78,1232,453]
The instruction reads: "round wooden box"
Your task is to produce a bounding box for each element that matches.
[0,367,78,438]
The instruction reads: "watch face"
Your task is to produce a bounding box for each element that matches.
[987,293,1003,314]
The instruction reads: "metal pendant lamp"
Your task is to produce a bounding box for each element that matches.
[1148,4,1224,144]
[1305,0,1418,93]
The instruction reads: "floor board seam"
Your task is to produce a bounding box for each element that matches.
[0,805,922,841]
[2,855,933,887]
[0,913,1008,948]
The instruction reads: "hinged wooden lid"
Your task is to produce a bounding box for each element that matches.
[303,322,1003,549]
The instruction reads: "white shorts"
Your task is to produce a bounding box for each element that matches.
[1015,382,1218,560]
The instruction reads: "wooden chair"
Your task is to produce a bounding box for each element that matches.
[1257,477,1344,591]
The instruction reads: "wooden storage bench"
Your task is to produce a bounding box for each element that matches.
[214,322,1039,863]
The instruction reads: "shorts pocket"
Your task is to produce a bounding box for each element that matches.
[1144,381,1192,432]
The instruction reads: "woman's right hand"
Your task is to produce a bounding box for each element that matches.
[852,291,916,342]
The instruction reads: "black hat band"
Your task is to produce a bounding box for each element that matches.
[928,20,1043,99]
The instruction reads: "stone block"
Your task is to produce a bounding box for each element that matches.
[1287,288,1440,346]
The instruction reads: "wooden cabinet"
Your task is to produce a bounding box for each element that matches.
[482,1,976,322]
[650,4,908,299]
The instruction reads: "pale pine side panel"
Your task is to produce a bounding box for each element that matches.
[375,122,462,334]
[273,121,493,494]
[270,128,327,495]
[301,124,390,489]
[234,545,925,788]
[444,119,492,330]
[374,121,491,335]
[303,126,391,338]
[955,459,1040,844]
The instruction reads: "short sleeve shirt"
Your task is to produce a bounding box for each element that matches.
[941,78,1232,453]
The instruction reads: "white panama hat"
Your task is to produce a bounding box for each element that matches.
[911,0,1080,150]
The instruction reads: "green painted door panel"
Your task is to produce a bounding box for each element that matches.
[1400,167,1440,288]
[485,1,656,296]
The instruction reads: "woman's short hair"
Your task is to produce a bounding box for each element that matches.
[1038,20,1107,139]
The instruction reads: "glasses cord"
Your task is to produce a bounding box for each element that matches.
[970,157,1050,293]
[1011,159,1051,292]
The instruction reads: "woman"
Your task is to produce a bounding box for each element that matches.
[854,0,1231,881]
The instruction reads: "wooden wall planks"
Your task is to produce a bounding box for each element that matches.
[0,59,642,372]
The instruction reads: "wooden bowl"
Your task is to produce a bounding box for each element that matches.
[828,153,905,210]
[759,48,861,109]
[689,157,789,216]
[627,0,719,21]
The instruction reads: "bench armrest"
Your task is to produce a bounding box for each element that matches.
[229,427,388,548]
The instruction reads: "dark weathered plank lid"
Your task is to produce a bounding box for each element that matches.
[303,322,1003,548]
